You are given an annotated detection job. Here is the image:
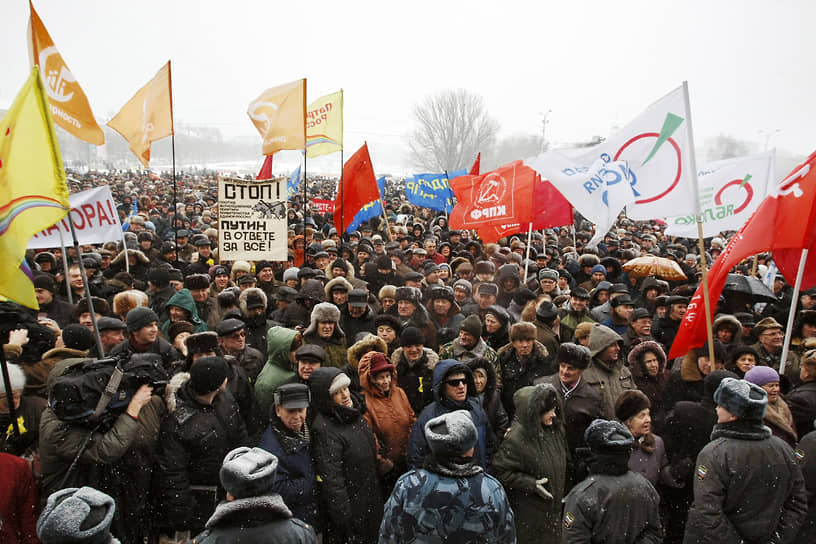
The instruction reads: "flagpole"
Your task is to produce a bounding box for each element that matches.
[67,216,105,357]
[121,232,130,274]
[379,195,392,242]
[303,152,308,224]
[58,228,73,305]
[683,81,716,363]
[0,349,20,437]
[339,152,344,236]
[523,222,533,284]
[168,61,178,246]
[779,249,808,376]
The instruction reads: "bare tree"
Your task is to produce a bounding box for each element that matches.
[408,89,499,172]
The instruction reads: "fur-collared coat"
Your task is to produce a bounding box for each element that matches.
[391,346,438,416]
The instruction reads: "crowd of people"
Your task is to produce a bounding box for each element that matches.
[2,167,816,543]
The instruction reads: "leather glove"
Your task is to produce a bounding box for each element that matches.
[535,477,553,500]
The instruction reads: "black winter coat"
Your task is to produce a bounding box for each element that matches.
[684,419,808,544]
[155,375,249,533]
[308,368,383,544]
[498,341,557,421]
[786,381,816,439]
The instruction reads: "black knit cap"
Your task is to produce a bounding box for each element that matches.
[400,326,426,346]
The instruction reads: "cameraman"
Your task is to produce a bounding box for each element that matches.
[39,357,166,544]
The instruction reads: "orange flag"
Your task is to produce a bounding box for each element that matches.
[247,79,306,155]
[107,61,174,167]
[28,0,104,145]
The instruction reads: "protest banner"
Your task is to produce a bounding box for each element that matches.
[312,199,335,214]
[218,176,287,261]
[28,186,122,249]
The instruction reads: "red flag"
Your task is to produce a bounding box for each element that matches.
[532,175,573,229]
[256,155,274,180]
[670,151,816,358]
[469,153,481,176]
[335,142,380,231]
[450,161,536,230]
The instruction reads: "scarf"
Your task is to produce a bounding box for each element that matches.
[764,399,796,439]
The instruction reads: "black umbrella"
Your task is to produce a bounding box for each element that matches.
[722,274,777,303]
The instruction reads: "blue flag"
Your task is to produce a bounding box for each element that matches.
[405,170,466,213]
[287,165,302,198]
[346,176,386,233]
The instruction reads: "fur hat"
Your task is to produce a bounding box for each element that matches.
[627,340,667,370]
[379,285,397,300]
[509,322,537,342]
[75,296,110,317]
[536,300,559,322]
[400,326,426,346]
[573,322,594,344]
[584,419,634,454]
[395,286,421,305]
[474,261,495,275]
[220,447,279,500]
[125,306,159,333]
[190,356,229,394]
[167,321,195,343]
[424,410,478,458]
[714,377,767,421]
[615,390,651,423]
[33,273,57,293]
[239,287,267,313]
[538,268,558,282]
[37,487,117,544]
[744,366,780,387]
[0,363,25,394]
[374,313,402,334]
[329,372,351,395]
[113,290,149,319]
[304,302,344,338]
[347,333,388,369]
[184,274,211,290]
[558,342,592,370]
[186,331,219,355]
[460,314,483,338]
[588,324,623,357]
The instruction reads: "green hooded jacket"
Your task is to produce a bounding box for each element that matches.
[254,326,300,418]
[160,288,208,337]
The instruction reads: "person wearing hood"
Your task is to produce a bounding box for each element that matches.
[185,273,220,330]
[493,384,568,543]
[156,356,249,538]
[283,278,325,329]
[628,340,670,430]
[360,352,416,489]
[495,263,521,307]
[483,305,511,351]
[684,378,807,544]
[160,288,209,339]
[254,327,303,419]
[467,357,510,442]
[238,287,274,360]
[308,367,383,543]
[303,302,348,370]
[582,324,636,419]
[426,285,465,347]
[562,419,663,543]
[257,383,321,533]
[406,359,496,470]
[380,410,516,543]
[438,315,499,365]
[193,446,317,543]
[343,333,388,393]
[713,313,743,357]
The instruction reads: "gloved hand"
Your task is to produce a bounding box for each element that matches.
[535,477,553,500]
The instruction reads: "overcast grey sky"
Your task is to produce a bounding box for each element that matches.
[3,0,815,173]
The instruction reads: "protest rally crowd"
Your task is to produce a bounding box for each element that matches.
[3,167,816,544]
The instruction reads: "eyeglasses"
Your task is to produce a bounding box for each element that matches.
[446,378,467,387]
[228,331,246,339]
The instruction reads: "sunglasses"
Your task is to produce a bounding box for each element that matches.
[445,378,467,387]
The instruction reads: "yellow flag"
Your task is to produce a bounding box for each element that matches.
[247,78,306,155]
[306,90,343,158]
[0,67,71,309]
[107,61,174,167]
[28,0,105,145]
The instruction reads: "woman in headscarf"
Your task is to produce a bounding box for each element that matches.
[493,384,568,543]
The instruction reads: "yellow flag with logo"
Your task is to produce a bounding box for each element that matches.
[306,90,343,158]
[107,61,174,167]
[247,78,306,156]
[28,0,105,145]
[0,67,71,309]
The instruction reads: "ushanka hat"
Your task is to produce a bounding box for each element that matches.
[714,377,767,421]
[424,410,478,457]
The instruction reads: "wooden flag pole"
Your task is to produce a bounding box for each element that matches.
[58,228,73,305]
[168,62,178,247]
[379,195,392,242]
[339,149,344,237]
[683,81,716,363]
[523,222,533,284]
